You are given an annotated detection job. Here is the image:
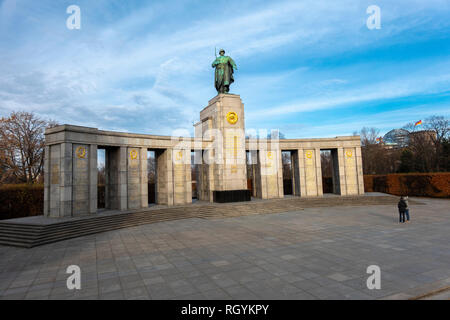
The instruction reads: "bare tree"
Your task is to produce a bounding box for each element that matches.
[423,115,450,171]
[359,127,380,146]
[320,151,332,177]
[97,164,106,185]
[282,151,291,179]
[402,116,449,172]
[0,112,51,183]
[147,153,156,184]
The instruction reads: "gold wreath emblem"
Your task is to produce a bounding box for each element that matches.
[267,151,273,160]
[305,151,313,159]
[76,146,86,159]
[130,150,138,160]
[175,151,183,161]
[345,150,353,158]
[226,111,238,125]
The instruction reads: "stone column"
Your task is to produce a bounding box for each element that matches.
[70,144,98,216]
[89,144,98,214]
[276,149,284,198]
[257,150,268,199]
[297,149,307,197]
[156,149,174,206]
[196,119,214,202]
[127,147,142,210]
[337,147,347,196]
[355,146,365,194]
[48,144,61,217]
[343,147,359,195]
[118,146,128,210]
[47,143,73,217]
[72,144,89,216]
[43,146,50,217]
[60,143,73,216]
[254,148,283,199]
[173,148,192,205]
[140,148,149,208]
[315,148,323,196]
[303,149,319,196]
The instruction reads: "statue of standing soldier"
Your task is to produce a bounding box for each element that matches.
[212,49,237,94]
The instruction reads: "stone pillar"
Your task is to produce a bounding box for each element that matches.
[254,147,283,199]
[43,146,50,216]
[118,147,128,210]
[140,148,149,208]
[48,144,61,217]
[89,145,98,214]
[46,143,73,217]
[343,147,359,195]
[304,149,316,196]
[256,150,268,199]
[106,147,128,210]
[276,149,284,198]
[156,149,174,206]
[60,143,73,216]
[72,144,89,216]
[65,143,98,216]
[127,147,142,209]
[303,149,320,196]
[297,149,307,197]
[195,118,214,202]
[173,149,192,205]
[337,147,347,196]
[315,148,323,196]
[355,146,365,194]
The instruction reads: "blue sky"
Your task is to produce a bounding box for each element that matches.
[0,0,449,138]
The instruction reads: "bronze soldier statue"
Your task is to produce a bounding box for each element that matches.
[212,49,237,94]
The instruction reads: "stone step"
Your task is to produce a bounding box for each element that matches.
[0,211,196,247]
[0,195,399,248]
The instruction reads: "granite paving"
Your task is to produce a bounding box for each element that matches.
[0,196,449,300]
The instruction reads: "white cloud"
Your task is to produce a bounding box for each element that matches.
[0,0,449,138]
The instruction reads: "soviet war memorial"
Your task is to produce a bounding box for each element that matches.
[0,1,449,309]
[40,48,364,218]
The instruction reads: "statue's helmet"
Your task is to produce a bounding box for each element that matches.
[219,49,225,54]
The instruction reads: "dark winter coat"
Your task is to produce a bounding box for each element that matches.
[398,199,407,213]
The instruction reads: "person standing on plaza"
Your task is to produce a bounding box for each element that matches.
[404,195,410,222]
[398,196,407,223]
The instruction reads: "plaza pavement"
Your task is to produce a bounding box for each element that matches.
[0,196,449,300]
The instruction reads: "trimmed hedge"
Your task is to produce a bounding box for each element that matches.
[364,173,450,198]
[0,184,44,220]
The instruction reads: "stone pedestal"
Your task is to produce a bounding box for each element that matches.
[195,94,248,202]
